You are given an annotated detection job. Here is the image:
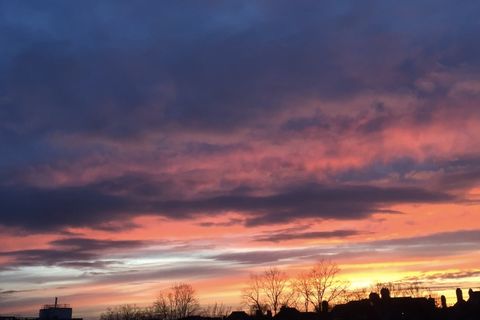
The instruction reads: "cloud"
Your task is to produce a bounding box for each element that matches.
[373,229,480,247]
[0,177,455,231]
[197,218,243,227]
[352,229,480,259]
[1,1,480,315]
[0,289,33,295]
[0,0,479,151]
[0,0,478,239]
[50,238,147,251]
[406,270,480,282]
[437,156,480,191]
[255,229,362,242]
[0,184,134,231]
[233,184,453,226]
[212,229,480,265]
[86,264,239,286]
[0,237,146,268]
[211,248,320,265]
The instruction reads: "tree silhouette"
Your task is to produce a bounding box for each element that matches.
[242,267,295,315]
[372,281,431,298]
[293,271,313,312]
[262,267,295,315]
[242,273,268,313]
[154,283,200,319]
[201,302,232,317]
[307,260,350,312]
[100,304,148,320]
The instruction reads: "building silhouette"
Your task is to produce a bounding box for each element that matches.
[220,287,480,320]
[39,298,73,320]
[1,289,479,320]
[0,298,82,320]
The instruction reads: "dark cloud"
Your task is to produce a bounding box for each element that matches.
[212,229,480,265]
[0,184,134,231]
[328,154,480,192]
[281,112,332,132]
[373,229,480,247]
[0,289,33,295]
[183,143,252,157]
[438,156,480,191]
[334,156,435,183]
[0,237,146,268]
[1,2,480,312]
[197,218,243,228]
[234,184,453,226]
[1,249,95,267]
[350,229,480,260]
[282,104,395,136]
[407,270,480,282]
[355,105,394,134]
[57,261,120,269]
[50,237,146,251]
[0,0,478,155]
[255,229,362,242]
[0,175,454,231]
[211,248,319,265]
[0,1,478,237]
[86,264,239,286]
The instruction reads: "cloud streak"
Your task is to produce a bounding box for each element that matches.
[0,237,146,268]
[1,0,480,315]
[254,229,362,242]
[0,180,455,231]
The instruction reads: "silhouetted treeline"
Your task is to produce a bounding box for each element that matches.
[100,261,480,320]
[100,286,480,320]
[241,260,436,314]
[100,284,230,320]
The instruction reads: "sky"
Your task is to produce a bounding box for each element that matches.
[1,0,480,318]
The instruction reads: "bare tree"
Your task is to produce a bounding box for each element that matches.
[344,287,369,302]
[262,267,295,315]
[398,281,424,298]
[173,283,200,318]
[372,280,428,299]
[242,273,266,313]
[142,306,157,320]
[372,282,397,297]
[242,267,295,315]
[308,260,350,312]
[153,293,173,320]
[100,304,146,320]
[201,302,232,317]
[154,283,200,320]
[293,272,313,311]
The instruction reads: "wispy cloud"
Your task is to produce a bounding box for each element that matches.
[1,0,480,315]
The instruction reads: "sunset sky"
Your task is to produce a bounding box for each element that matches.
[1,1,480,318]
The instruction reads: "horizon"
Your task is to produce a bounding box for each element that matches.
[1,1,480,319]
[2,278,478,318]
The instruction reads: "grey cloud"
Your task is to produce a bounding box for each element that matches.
[407,270,480,282]
[1,0,479,150]
[50,238,147,251]
[373,229,480,247]
[197,218,243,228]
[0,177,455,231]
[211,248,320,265]
[87,264,238,286]
[255,229,362,242]
[212,229,480,265]
[0,237,146,268]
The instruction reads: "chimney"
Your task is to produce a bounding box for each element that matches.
[441,295,447,309]
[456,288,464,303]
